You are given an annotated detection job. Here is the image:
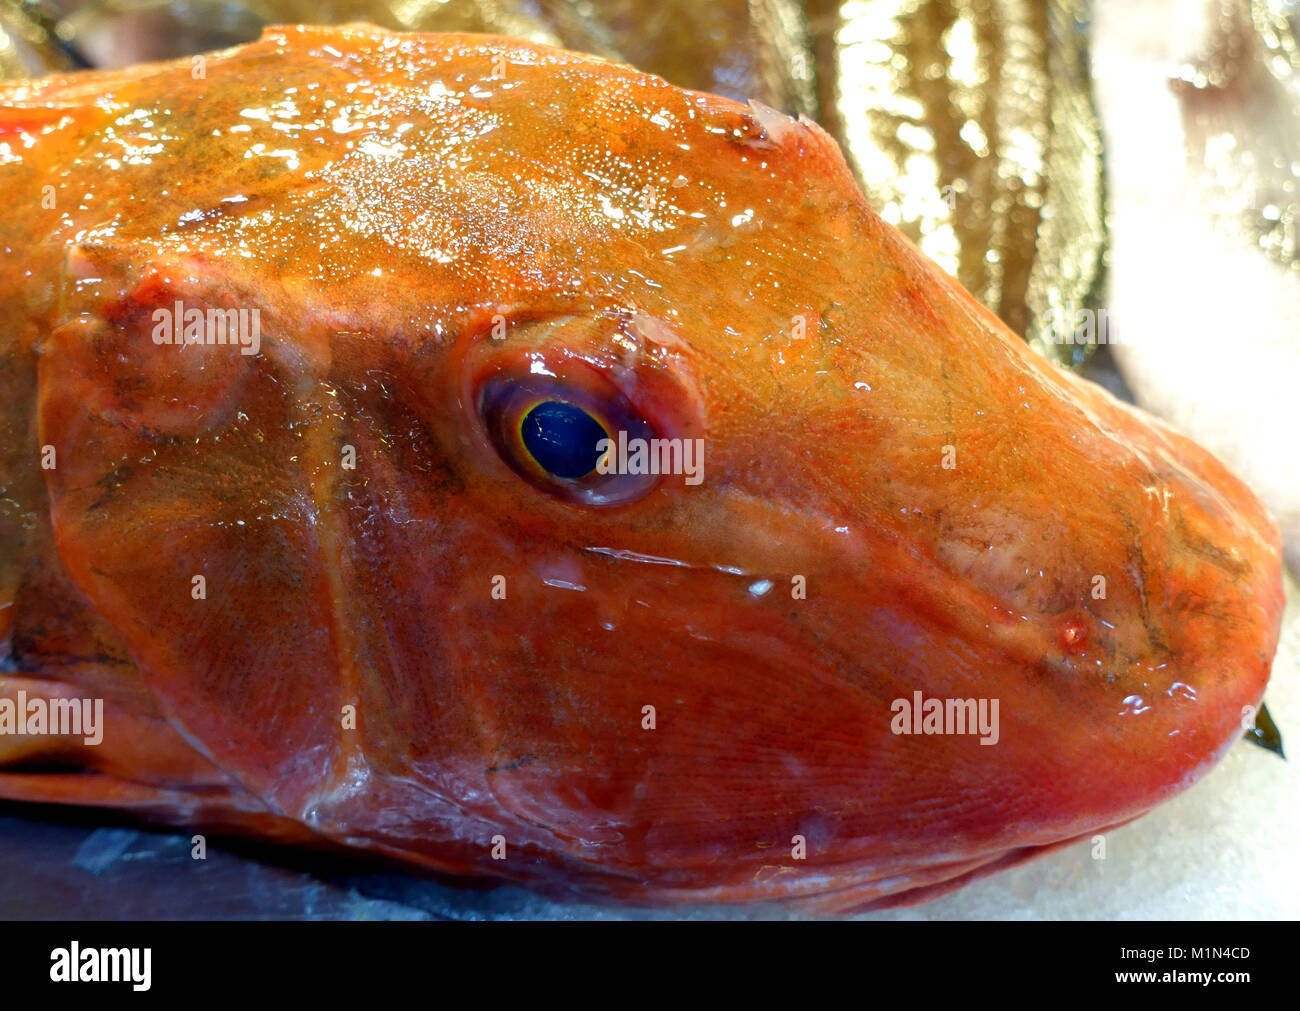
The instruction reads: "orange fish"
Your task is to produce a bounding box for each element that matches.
[0,24,1284,914]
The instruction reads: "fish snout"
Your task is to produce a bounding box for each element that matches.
[960,398,1284,820]
[774,364,1287,851]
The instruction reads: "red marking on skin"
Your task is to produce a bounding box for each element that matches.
[901,281,944,331]
[1060,619,1088,653]
[0,106,81,136]
[0,114,46,136]
[99,270,173,326]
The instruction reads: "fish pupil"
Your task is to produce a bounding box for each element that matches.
[521,400,608,479]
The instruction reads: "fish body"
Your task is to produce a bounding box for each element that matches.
[0,24,1284,913]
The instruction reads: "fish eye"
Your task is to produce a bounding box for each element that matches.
[476,367,661,506]
[520,400,609,479]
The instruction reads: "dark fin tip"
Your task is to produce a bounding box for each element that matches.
[1243,701,1285,759]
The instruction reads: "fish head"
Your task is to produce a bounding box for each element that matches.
[33,25,1283,910]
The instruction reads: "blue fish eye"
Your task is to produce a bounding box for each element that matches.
[520,400,609,479]
[476,368,662,506]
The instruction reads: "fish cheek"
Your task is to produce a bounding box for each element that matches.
[37,255,348,816]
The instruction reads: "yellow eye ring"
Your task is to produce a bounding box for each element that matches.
[476,368,662,507]
[512,398,612,480]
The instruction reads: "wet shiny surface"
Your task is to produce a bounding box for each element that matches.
[2,0,1105,366]
[0,23,1285,914]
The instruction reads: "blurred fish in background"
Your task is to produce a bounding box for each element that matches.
[1093,0,1300,576]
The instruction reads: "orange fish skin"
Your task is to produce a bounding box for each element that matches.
[0,24,1284,913]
